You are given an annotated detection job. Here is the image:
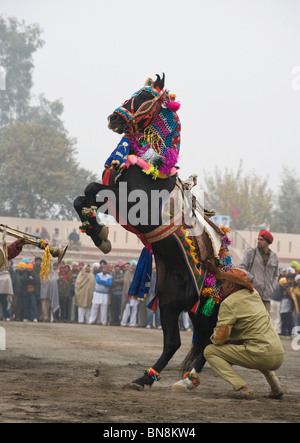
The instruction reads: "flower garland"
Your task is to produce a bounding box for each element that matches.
[40,240,51,282]
[192,226,234,317]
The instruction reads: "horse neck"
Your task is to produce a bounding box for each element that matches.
[114,165,176,234]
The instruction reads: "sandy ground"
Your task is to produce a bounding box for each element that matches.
[0,321,299,424]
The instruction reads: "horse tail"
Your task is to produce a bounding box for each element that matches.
[180,343,203,377]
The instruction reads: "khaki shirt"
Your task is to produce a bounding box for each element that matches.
[211,289,284,356]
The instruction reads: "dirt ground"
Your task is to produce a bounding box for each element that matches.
[0,321,299,424]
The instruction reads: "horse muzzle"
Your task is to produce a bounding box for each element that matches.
[107,113,126,134]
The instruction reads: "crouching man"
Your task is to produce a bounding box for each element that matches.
[203,267,284,400]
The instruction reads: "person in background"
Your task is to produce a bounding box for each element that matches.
[270,278,286,334]
[23,263,38,322]
[52,228,62,248]
[33,256,42,321]
[238,230,279,312]
[120,261,139,327]
[75,264,95,324]
[109,264,124,326]
[280,278,294,337]
[89,264,113,325]
[146,267,161,329]
[68,228,81,250]
[69,274,77,322]
[12,262,27,321]
[291,275,300,330]
[57,269,70,321]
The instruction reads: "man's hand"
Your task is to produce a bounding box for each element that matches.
[15,238,26,249]
[204,258,222,277]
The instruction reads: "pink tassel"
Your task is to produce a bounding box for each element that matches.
[159,148,178,174]
[166,101,181,112]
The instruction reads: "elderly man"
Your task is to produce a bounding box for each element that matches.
[238,230,279,312]
[203,267,284,399]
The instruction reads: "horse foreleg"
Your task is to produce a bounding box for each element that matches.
[132,307,182,389]
[73,192,111,253]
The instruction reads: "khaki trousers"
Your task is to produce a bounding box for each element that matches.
[40,299,50,321]
[204,343,284,391]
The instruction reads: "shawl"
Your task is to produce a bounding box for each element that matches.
[0,270,13,295]
[75,265,95,308]
[40,270,60,313]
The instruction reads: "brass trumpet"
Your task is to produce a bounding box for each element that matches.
[0,224,68,264]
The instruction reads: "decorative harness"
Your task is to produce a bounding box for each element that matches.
[105,78,181,180]
[114,82,167,134]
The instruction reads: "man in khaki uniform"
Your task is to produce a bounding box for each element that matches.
[203,267,284,399]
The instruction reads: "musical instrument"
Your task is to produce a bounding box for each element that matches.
[0,224,68,268]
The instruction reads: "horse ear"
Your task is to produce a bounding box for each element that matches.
[154,73,165,91]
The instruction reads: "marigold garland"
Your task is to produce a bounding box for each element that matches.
[198,226,235,316]
[40,241,51,282]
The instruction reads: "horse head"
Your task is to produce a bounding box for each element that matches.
[107,74,167,135]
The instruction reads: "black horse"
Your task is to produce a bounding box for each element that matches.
[74,74,222,389]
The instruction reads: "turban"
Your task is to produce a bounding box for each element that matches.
[26,263,34,270]
[279,277,287,286]
[217,268,254,292]
[290,261,300,270]
[17,262,27,270]
[258,230,273,244]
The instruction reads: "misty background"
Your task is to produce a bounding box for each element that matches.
[0,0,300,231]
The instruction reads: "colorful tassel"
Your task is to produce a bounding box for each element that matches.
[201,298,215,317]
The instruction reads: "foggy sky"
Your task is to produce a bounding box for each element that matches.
[1,0,300,193]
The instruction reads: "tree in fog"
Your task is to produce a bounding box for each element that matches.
[0,16,44,127]
[0,15,97,219]
[201,161,274,230]
[271,166,300,234]
[0,122,98,219]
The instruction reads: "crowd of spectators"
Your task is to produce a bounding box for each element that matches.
[270,262,300,337]
[0,256,191,331]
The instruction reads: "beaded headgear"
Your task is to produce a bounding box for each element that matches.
[109,76,181,176]
[114,78,167,134]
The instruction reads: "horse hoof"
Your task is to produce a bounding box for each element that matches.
[172,382,190,393]
[99,225,109,241]
[172,374,200,393]
[98,240,112,254]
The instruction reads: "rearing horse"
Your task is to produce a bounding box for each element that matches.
[74,74,232,390]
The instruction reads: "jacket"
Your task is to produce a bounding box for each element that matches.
[238,247,279,301]
[211,289,284,356]
[95,272,113,294]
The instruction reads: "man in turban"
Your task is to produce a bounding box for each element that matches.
[238,230,279,312]
[203,267,284,399]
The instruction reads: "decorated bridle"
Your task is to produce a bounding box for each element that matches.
[114,79,167,134]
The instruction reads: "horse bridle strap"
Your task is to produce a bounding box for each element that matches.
[114,87,167,133]
[136,212,183,247]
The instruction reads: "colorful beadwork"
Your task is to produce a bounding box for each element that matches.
[183,371,200,387]
[144,367,160,381]
[106,78,181,178]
